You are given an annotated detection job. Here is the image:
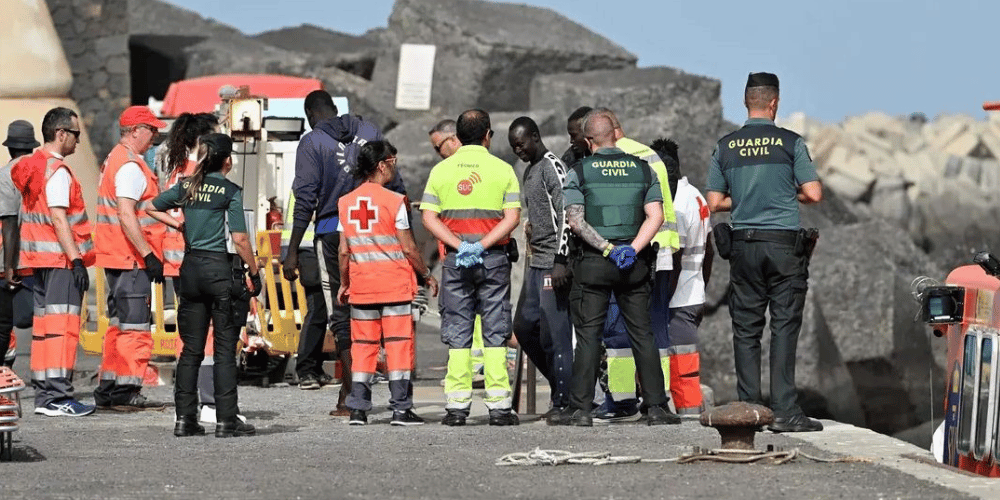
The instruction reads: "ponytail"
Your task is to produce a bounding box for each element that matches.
[166,113,218,177]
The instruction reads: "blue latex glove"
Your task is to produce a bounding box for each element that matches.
[608,245,637,270]
[456,241,485,268]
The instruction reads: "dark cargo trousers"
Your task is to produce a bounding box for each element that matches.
[439,250,513,412]
[174,251,240,422]
[292,248,328,379]
[316,232,351,352]
[513,266,573,409]
[568,251,667,411]
[0,281,14,367]
[729,238,809,418]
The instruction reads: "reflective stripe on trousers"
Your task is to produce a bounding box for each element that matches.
[346,302,414,412]
[30,268,82,407]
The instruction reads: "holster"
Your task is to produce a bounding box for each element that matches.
[795,228,820,258]
[230,257,251,303]
[504,239,519,264]
[713,223,733,260]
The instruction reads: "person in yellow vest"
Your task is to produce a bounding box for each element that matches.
[585,108,679,422]
[0,120,39,369]
[427,119,486,385]
[337,140,438,425]
[10,107,95,416]
[93,106,168,411]
[420,109,521,426]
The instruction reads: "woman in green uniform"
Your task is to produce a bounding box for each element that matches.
[147,133,261,438]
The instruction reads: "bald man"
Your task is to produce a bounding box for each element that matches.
[585,108,677,422]
[548,114,679,427]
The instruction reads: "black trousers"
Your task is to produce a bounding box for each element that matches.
[0,281,13,367]
[175,251,240,421]
[729,239,809,418]
[316,232,351,352]
[293,248,328,378]
[568,251,667,411]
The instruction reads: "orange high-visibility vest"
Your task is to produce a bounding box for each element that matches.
[161,159,196,277]
[13,150,94,270]
[94,144,164,269]
[338,182,416,305]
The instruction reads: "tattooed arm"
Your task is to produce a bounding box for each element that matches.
[566,204,610,253]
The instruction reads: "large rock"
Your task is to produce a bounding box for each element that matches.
[699,218,946,434]
[128,0,243,39]
[369,0,636,121]
[910,177,1000,269]
[2,0,74,98]
[253,24,381,80]
[181,38,390,129]
[530,66,723,189]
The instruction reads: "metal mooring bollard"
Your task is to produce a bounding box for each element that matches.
[700,402,774,450]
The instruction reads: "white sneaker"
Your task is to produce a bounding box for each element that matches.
[199,405,245,424]
[199,405,216,423]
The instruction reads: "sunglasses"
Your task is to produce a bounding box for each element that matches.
[59,128,81,139]
[433,135,454,153]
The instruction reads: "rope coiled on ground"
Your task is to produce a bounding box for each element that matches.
[495,447,872,466]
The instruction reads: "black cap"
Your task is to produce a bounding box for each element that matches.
[199,132,233,157]
[3,120,40,149]
[746,72,779,90]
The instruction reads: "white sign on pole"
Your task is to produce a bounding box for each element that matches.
[395,43,436,110]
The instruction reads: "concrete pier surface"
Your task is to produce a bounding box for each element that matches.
[1,324,995,499]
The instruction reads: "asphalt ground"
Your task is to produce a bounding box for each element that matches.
[0,321,994,499]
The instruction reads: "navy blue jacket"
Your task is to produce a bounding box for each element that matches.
[291,115,407,230]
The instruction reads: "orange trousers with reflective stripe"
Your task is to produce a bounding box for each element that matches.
[669,352,701,411]
[30,268,82,405]
[100,268,153,387]
[350,306,414,377]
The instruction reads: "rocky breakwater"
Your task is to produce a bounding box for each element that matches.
[776,110,1000,270]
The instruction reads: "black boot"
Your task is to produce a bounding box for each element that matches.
[215,418,256,438]
[174,416,206,437]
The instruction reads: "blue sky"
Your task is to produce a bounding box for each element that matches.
[168,0,1000,124]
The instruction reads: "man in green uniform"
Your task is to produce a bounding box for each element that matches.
[548,113,680,427]
[585,108,678,421]
[706,72,823,433]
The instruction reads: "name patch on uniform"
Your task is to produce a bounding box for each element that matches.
[181,181,226,202]
[591,159,637,177]
[728,137,784,157]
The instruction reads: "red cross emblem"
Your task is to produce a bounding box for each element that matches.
[697,196,710,220]
[347,197,378,233]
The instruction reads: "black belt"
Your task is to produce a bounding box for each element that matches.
[732,229,798,245]
[187,249,229,257]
